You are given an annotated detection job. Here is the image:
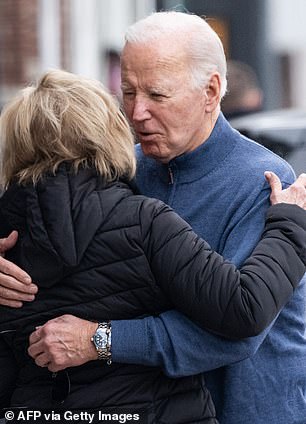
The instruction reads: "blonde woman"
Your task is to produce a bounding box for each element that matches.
[0,69,305,421]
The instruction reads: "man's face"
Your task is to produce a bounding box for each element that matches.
[121,41,209,163]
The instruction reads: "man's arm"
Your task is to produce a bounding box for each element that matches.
[112,310,268,377]
[0,231,37,308]
[112,173,306,374]
[28,173,306,374]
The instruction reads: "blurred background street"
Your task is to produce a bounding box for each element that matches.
[2,0,306,109]
[0,0,306,173]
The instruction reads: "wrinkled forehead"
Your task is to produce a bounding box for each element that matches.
[121,40,190,78]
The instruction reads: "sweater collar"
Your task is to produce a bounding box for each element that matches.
[158,113,237,183]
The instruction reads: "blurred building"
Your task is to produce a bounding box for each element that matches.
[0,0,71,107]
[158,0,306,110]
[0,0,154,107]
[1,0,306,111]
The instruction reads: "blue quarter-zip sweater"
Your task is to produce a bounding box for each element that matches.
[112,113,306,424]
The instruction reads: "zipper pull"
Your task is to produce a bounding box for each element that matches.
[168,167,174,184]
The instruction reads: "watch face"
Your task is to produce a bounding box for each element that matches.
[93,328,107,349]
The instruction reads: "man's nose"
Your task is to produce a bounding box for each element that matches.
[132,98,151,122]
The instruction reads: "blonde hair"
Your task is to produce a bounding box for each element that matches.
[0,69,136,188]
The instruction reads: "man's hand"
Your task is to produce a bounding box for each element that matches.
[265,172,306,209]
[28,315,98,372]
[0,231,38,308]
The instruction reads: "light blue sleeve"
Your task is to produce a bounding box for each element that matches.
[112,311,270,377]
[112,175,298,377]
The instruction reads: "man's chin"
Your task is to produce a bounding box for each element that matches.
[140,144,169,163]
[142,149,170,163]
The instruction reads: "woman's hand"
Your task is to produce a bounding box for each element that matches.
[265,172,306,209]
[0,231,37,307]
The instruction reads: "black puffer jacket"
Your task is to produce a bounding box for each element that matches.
[0,164,305,423]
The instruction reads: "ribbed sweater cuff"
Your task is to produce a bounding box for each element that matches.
[111,319,148,364]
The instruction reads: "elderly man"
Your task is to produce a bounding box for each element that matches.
[1,12,306,424]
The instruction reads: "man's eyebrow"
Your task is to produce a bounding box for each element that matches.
[120,83,134,89]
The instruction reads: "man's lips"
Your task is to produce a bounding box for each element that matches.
[136,131,159,141]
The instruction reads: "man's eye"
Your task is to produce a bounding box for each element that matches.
[150,92,166,99]
[123,92,135,97]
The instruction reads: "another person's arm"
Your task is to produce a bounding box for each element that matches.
[27,172,306,372]
[146,205,305,339]
[110,172,306,376]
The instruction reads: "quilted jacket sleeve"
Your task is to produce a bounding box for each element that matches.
[142,201,306,339]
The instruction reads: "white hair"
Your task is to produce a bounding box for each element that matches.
[124,11,227,97]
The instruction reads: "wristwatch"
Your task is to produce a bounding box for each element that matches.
[91,322,112,364]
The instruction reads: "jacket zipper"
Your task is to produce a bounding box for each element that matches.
[168,166,174,184]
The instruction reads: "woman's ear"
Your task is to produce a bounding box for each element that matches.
[204,73,221,113]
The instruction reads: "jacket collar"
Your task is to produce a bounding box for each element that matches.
[156,113,238,183]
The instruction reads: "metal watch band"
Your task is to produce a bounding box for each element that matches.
[95,321,112,365]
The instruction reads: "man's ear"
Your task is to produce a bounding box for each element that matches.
[204,73,221,113]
